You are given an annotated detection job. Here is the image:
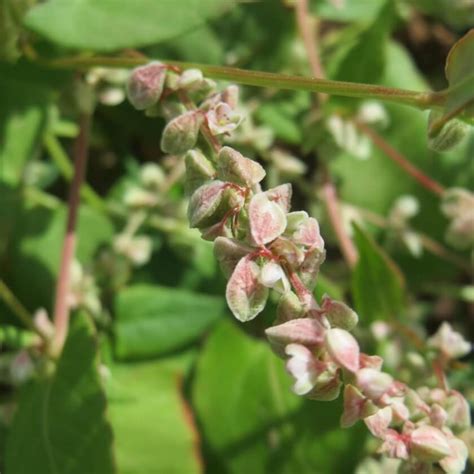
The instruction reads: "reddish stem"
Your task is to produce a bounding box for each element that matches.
[355,121,445,197]
[322,176,358,268]
[52,114,91,354]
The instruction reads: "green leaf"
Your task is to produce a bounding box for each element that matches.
[429,29,474,135]
[114,284,224,360]
[351,224,405,323]
[5,313,116,474]
[24,0,234,52]
[312,0,388,22]
[193,320,367,474]
[6,199,113,312]
[108,354,200,474]
[329,0,396,84]
[0,0,33,61]
[0,62,62,185]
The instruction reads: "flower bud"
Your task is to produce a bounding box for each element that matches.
[265,317,326,358]
[178,68,204,90]
[439,437,468,474]
[249,192,287,246]
[226,256,268,322]
[325,328,360,373]
[123,187,157,208]
[140,163,165,189]
[265,184,292,213]
[188,181,227,228]
[356,368,394,400]
[276,291,305,323]
[114,234,152,266]
[270,237,305,268]
[221,85,239,109]
[430,403,448,429]
[341,384,376,428]
[298,247,326,290]
[184,150,216,194]
[365,406,393,438]
[444,390,471,433]
[410,425,451,462]
[285,343,319,396]
[359,353,384,371]
[260,261,290,294]
[320,295,359,331]
[126,62,166,110]
[161,111,204,155]
[213,237,252,278]
[427,322,471,360]
[217,146,265,187]
[428,111,469,152]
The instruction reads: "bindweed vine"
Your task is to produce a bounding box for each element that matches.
[126,62,472,474]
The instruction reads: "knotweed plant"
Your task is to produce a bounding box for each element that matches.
[126,63,472,474]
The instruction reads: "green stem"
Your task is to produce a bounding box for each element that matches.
[44,133,107,213]
[0,279,48,341]
[44,55,446,111]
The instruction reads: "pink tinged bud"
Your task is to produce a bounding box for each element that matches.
[206,102,243,135]
[188,181,227,228]
[276,291,305,323]
[298,247,326,290]
[270,237,305,268]
[356,368,394,401]
[214,237,252,278]
[430,404,448,429]
[161,111,204,155]
[249,193,287,246]
[217,146,265,187]
[405,389,430,421]
[379,431,409,460]
[285,343,319,396]
[307,368,342,401]
[260,261,290,294]
[359,353,383,371]
[200,220,233,242]
[341,384,371,428]
[265,318,326,358]
[184,150,216,195]
[390,400,410,423]
[439,438,468,474]
[126,62,166,110]
[444,390,471,434]
[410,425,451,462]
[225,256,268,322]
[221,85,239,109]
[365,406,393,439]
[265,184,292,213]
[321,295,359,331]
[325,328,360,373]
[294,218,325,251]
[427,322,471,360]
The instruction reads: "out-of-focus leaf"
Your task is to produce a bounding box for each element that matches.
[114,284,224,360]
[0,62,62,185]
[24,0,234,51]
[5,313,115,474]
[329,0,396,84]
[352,224,405,323]
[312,0,388,22]
[108,353,200,474]
[429,30,474,136]
[193,320,367,474]
[6,199,113,312]
[0,0,34,60]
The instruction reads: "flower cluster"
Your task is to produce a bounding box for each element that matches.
[127,63,471,473]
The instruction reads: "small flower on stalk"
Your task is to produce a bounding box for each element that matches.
[206,102,243,135]
[427,322,471,360]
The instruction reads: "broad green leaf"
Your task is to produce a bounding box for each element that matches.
[5,313,115,474]
[24,0,234,51]
[114,284,224,360]
[6,198,114,313]
[193,320,367,474]
[351,224,405,323]
[0,62,62,185]
[108,354,200,474]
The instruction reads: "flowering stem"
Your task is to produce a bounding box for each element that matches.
[52,113,91,355]
[40,55,445,111]
[355,121,445,197]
